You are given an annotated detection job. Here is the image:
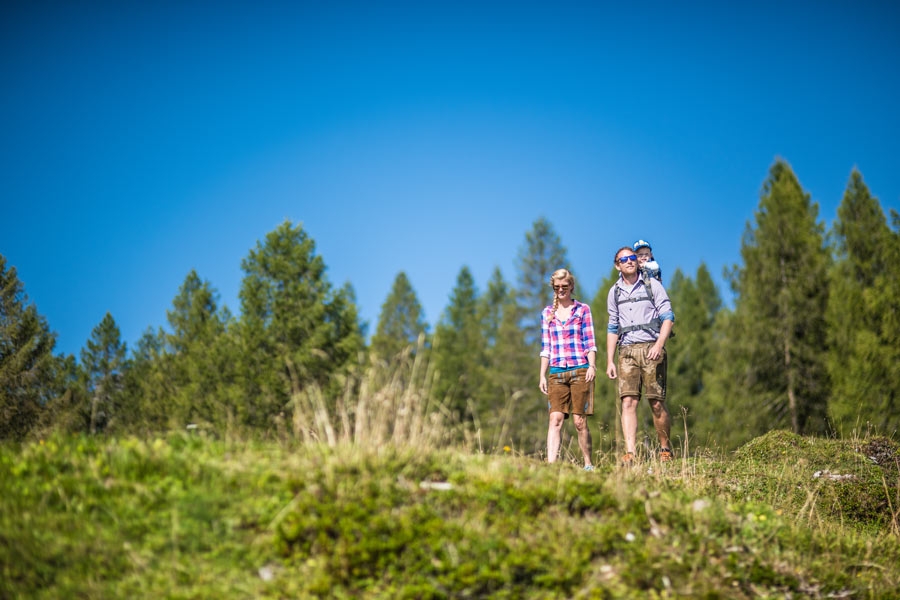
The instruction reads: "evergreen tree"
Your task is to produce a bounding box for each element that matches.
[666,264,722,447]
[826,170,900,435]
[477,268,535,450]
[371,271,428,363]
[80,312,127,434]
[515,218,570,346]
[699,306,737,445]
[0,255,56,439]
[164,270,237,430]
[432,266,486,425]
[716,159,830,442]
[329,281,366,375]
[667,264,721,399]
[168,271,228,353]
[120,327,169,432]
[36,353,85,436]
[480,267,507,349]
[236,221,364,429]
[590,265,626,451]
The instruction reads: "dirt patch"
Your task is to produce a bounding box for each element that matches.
[858,437,899,473]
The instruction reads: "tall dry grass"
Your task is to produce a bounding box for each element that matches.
[289,335,457,451]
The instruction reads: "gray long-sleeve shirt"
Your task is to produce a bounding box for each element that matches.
[606,276,674,345]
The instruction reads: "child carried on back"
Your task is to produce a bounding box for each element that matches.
[632,239,662,284]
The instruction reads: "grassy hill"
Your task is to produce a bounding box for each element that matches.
[2,430,898,598]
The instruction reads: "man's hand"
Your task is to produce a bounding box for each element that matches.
[606,363,617,380]
[539,375,548,395]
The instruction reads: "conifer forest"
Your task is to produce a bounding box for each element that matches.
[3,160,899,451]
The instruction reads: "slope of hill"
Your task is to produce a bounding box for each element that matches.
[2,430,898,598]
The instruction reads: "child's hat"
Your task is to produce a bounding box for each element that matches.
[632,239,652,251]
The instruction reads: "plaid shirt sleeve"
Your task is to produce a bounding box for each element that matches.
[580,303,597,354]
[539,307,552,358]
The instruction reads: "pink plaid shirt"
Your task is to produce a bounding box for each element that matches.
[540,300,597,368]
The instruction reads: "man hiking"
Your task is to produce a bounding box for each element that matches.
[605,246,675,464]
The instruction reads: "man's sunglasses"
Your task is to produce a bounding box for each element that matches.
[617,255,638,264]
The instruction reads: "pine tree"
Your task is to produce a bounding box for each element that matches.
[0,255,56,439]
[477,268,536,450]
[371,271,428,363]
[432,266,486,426]
[120,327,169,432]
[699,307,738,445]
[164,270,237,429]
[80,312,127,434]
[667,264,721,399]
[515,218,570,346]
[717,159,830,441]
[325,281,364,376]
[36,353,85,436]
[665,264,722,446]
[480,267,507,349]
[826,170,900,435]
[236,220,364,429]
[590,264,628,451]
[168,271,228,352]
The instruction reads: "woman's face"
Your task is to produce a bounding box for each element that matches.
[552,278,572,300]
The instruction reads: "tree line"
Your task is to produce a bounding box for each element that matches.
[2,159,898,450]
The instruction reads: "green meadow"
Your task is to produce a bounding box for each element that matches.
[2,428,898,599]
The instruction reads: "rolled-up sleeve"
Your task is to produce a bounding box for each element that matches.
[606,285,620,334]
[651,281,674,322]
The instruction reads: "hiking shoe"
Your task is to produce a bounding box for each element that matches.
[659,448,673,462]
[621,452,635,465]
[583,465,595,472]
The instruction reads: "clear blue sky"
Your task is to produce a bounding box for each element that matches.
[3,1,899,359]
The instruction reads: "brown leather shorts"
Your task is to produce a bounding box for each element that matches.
[617,342,667,400]
[547,367,593,415]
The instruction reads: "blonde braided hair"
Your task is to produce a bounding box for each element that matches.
[549,268,576,313]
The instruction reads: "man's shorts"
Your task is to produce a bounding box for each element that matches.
[617,342,667,401]
[547,367,593,416]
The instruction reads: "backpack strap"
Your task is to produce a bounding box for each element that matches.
[619,318,663,336]
[641,270,656,308]
[615,282,654,307]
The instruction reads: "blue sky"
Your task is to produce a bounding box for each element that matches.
[3,1,899,359]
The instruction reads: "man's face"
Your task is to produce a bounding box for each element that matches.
[616,251,639,275]
[636,248,652,265]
